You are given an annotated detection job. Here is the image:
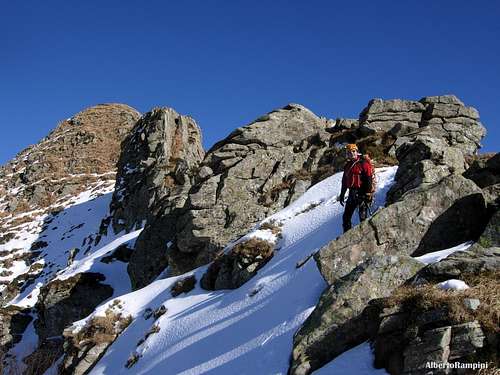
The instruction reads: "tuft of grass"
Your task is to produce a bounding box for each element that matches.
[231,238,274,260]
[125,352,140,369]
[171,275,197,297]
[69,310,133,349]
[388,271,499,335]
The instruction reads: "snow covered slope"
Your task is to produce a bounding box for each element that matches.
[58,167,397,375]
[1,179,114,305]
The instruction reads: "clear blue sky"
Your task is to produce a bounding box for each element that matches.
[1,1,499,165]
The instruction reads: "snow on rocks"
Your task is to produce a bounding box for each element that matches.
[413,241,474,265]
[436,279,470,291]
[68,167,398,375]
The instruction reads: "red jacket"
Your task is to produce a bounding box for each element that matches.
[341,155,374,194]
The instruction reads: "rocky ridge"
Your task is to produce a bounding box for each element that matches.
[0,95,498,375]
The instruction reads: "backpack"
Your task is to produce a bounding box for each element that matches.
[360,154,376,194]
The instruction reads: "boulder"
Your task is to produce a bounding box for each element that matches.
[315,175,486,285]
[289,255,424,375]
[174,105,330,269]
[464,153,500,189]
[200,238,275,290]
[386,95,486,203]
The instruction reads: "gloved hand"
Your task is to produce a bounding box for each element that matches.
[364,192,373,203]
[337,194,345,206]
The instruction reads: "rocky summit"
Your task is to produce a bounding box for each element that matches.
[0,96,498,375]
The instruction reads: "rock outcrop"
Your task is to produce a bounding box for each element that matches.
[109,107,204,234]
[30,273,113,371]
[129,104,333,288]
[289,95,489,374]
[290,255,424,375]
[35,273,113,341]
[0,305,32,351]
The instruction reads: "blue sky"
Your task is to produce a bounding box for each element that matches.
[1,1,498,164]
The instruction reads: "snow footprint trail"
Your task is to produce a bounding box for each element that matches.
[88,167,398,375]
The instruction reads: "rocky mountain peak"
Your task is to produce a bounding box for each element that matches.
[0,103,140,217]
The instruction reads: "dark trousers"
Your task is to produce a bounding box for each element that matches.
[342,189,368,233]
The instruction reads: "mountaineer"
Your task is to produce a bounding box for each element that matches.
[336,143,375,233]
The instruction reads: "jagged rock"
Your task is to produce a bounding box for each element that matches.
[315,175,486,285]
[448,321,485,360]
[0,305,32,351]
[0,103,140,215]
[289,255,423,375]
[402,326,452,374]
[34,273,113,341]
[173,105,330,270]
[109,107,204,234]
[129,104,332,288]
[464,153,500,207]
[329,118,358,131]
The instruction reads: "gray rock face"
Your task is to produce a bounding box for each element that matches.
[414,247,500,284]
[0,305,32,351]
[174,104,330,268]
[359,98,425,137]
[61,307,132,375]
[290,96,491,375]
[109,107,204,234]
[386,95,486,203]
[290,255,423,375]
[315,174,486,285]
[34,273,113,341]
[373,309,486,375]
[128,104,332,288]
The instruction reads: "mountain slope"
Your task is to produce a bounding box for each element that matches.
[67,167,398,375]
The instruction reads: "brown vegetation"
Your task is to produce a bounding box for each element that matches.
[68,307,132,350]
[231,237,274,260]
[171,275,197,297]
[385,271,499,370]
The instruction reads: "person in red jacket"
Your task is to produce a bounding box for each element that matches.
[337,143,375,233]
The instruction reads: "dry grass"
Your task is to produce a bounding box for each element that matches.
[389,271,499,334]
[70,309,133,349]
[383,272,500,372]
[478,365,500,375]
[171,275,197,297]
[125,352,140,369]
[231,238,274,260]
